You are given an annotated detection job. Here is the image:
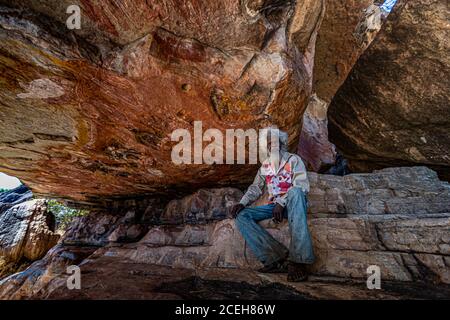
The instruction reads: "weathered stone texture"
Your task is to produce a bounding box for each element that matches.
[308,167,450,214]
[98,212,449,284]
[100,167,450,284]
[61,212,121,247]
[0,185,32,214]
[1,167,449,301]
[161,188,242,224]
[298,0,385,171]
[0,244,96,299]
[0,199,59,262]
[2,211,449,299]
[6,252,449,300]
[313,0,378,103]
[298,95,336,172]
[328,0,450,179]
[0,0,325,205]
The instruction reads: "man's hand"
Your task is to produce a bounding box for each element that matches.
[230,203,245,218]
[272,204,285,223]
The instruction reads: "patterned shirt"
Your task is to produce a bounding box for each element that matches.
[239,152,309,207]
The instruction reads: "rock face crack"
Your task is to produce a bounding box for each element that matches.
[373,223,388,250]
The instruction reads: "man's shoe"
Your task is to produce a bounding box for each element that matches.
[287,262,308,282]
[258,259,288,274]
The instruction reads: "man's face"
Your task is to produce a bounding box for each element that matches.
[266,132,279,155]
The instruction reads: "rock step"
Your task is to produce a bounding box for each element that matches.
[96,212,449,284]
[57,167,450,285]
[155,167,450,225]
[1,167,449,299]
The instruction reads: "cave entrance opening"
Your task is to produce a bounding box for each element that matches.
[0,172,22,192]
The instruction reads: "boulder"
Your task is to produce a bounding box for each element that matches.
[161,188,243,224]
[0,185,32,214]
[0,199,60,262]
[313,0,380,104]
[0,244,96,299]
[328,0,450,179]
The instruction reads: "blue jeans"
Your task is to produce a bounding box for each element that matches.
[236,188,315,266]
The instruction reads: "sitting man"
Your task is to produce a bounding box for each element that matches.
[230,128,314,282]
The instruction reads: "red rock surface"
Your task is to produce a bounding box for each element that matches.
[298,0,384,171]
[313,0,377,103]
[0,0,324,204]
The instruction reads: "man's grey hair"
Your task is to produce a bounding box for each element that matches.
[264,126,288,152]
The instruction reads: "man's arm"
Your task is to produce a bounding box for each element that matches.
[239,167,265,206]
[230,168,265,218]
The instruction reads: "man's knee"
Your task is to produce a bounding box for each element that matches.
[287,187,305,199]
[236,208,251,222]
[286,187,308,211]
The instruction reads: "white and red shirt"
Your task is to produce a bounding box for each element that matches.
[239,152,309,207]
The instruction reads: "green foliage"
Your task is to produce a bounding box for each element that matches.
[47,200,89,231]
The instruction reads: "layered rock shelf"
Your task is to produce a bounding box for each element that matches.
[1,167,449,299]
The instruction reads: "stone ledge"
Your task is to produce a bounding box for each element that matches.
[103,212,450,284]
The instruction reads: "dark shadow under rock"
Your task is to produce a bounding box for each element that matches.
[154,276,313,300]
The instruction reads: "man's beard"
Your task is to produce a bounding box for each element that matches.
[269,148,281,172]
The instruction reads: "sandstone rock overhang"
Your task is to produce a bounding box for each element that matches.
[0,0,325,205]
[328,0,450,180]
